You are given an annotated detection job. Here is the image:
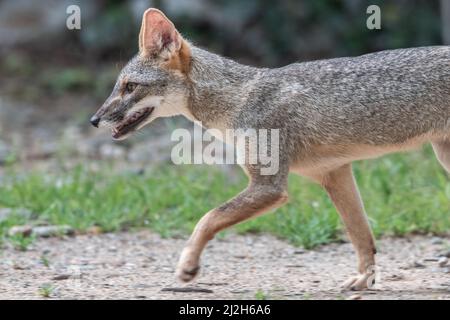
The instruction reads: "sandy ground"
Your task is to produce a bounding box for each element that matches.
[0,231,449,300]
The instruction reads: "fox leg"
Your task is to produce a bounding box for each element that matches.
[432,139,450,172]
[176,165,289,282]
[320,164,377,291]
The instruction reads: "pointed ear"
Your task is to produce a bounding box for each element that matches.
[139,8,182,59]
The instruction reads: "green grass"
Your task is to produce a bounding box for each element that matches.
[38,284,54,298]
[1,145,450,249]
[8,233,35,251]
[40,254,51,268]
[255,289,269,300]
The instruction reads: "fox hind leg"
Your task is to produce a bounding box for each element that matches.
[319,164,377,291]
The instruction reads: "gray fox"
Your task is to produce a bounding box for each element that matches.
[90,8,450,290]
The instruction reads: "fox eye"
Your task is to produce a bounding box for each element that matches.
[125,82,137,94]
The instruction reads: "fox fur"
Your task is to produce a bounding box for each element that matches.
[91,8,450,290]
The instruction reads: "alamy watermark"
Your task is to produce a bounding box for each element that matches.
[367,5,381,30]
[170,123,280,175]
[66,5,81,30]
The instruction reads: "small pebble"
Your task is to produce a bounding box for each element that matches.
[8,225,33,237]
[52,274,71,281]
[8,225,74,238]
[438,257,448,268]
[431,237,443,245]
[33,225,74,237]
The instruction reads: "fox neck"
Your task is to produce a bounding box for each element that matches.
[186,46,262,130]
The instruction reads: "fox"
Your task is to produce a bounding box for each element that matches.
[90,8,450,290]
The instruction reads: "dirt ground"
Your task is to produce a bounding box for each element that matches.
[0,231,449,300]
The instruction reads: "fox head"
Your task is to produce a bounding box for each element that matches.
[90,8,193,140]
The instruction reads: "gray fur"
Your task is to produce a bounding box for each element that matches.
[91,13,450,288]
[186,46,450,164]
[95,44,450,175]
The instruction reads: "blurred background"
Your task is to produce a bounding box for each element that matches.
[0,0,449,248]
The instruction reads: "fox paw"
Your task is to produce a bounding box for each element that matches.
[176,265,200,282]
[176,249,200,282]
[342,272,376,291]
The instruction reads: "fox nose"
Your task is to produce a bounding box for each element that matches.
[90,115,101,128]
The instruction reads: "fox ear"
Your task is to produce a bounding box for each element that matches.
[139,8,182,59]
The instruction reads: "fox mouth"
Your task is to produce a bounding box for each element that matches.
[112,107,154,139]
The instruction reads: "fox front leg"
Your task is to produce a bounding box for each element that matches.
[176,165,289,282]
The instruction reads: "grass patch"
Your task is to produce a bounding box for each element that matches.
[8,233,35,251]
[0,145,450,248]
[255,289,269,300]
[38,284,54,298]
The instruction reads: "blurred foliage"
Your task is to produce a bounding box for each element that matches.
[81,0,442,66]
[42,68,92,95]
[0,0,444,99]
[80,1,138,55]
[36,0,442,67]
